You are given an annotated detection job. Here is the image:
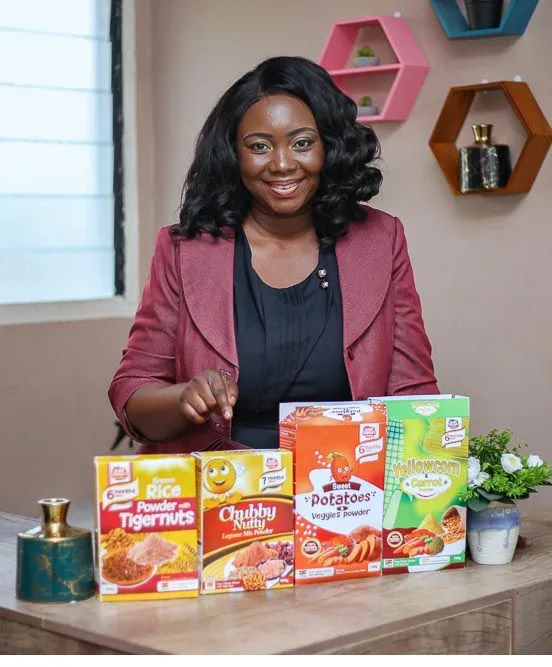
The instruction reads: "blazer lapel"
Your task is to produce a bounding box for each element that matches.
[177,230,238,367]
[336,212,393,350]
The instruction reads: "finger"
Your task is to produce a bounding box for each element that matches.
[224,377,239,407]
[207,372,233,420]
[179,399,209,425]
[191,375,219,413]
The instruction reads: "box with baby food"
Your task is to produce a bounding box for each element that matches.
[373,395,470,575]
[94,454,198,601]
[194,450,294,594]
[279,402,387,584]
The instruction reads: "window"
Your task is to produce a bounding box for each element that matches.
[0,0,123,306]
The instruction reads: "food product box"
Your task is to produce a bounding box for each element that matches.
[374,395,470,575]
[194,450,294,594]
[279,402,387,584]
[94,454,198,601]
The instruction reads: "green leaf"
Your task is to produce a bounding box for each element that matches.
[467,496,490,512]
[477,489,504,501]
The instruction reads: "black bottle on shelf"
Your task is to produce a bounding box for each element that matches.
[459,123,512,192]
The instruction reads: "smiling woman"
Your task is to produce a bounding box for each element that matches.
[108,56,439,455]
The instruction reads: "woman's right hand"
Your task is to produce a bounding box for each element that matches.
[178,370,238,424]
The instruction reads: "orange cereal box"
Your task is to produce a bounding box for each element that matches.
[94,454,198,601]
[279,402,387,584]
[194,450,294,594]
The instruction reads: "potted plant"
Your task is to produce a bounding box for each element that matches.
[464,0,504,30]
[357,96,379,117]
[353,46,380,67]
[460,429,552,565]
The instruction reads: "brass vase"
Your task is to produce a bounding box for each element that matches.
[16,498,95,602]
[459,123,512,193]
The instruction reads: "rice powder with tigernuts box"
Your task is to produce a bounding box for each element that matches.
[373,395,470,575]
[94,454,198,601]
[194,450,294,594]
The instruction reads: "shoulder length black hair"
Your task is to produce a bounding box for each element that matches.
[174,56,382,245]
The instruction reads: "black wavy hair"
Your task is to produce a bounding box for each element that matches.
[173,56,382,245]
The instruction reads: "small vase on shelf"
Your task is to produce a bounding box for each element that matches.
[467,500,520,565]
[353,46,380,68]
[464,0,504,30]
[459,123,512,193]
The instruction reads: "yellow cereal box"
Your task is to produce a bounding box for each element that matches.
[94,454,198,601]
[194,450,294,594]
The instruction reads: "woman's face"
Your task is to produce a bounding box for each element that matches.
[236,93,324,218]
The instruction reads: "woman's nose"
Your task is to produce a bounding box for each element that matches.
[268,146,296,173]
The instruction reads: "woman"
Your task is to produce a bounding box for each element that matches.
[109,56,438,454]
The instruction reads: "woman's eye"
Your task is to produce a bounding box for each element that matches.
[249,141,270,152]
[293,138,313,150]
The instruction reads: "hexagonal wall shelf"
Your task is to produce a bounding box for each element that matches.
[319,15,429,122]
[430,0,540,39]
[429,81,552,195]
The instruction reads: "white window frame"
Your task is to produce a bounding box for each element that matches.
[0,0,140,326]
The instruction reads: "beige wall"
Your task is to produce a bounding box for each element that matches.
[2,0,551,516]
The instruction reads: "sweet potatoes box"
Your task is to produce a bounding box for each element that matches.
[279,402,387,584]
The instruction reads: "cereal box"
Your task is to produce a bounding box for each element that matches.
[279,402,387,584]
[374,395,470,575]
[194,450,294,594]
[94,454,198,601]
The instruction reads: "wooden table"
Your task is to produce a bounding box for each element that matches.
[1,510,551,654]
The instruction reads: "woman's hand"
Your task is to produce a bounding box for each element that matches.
[179,370,238,424]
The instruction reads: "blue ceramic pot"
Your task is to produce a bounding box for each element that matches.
[467,501,520,565]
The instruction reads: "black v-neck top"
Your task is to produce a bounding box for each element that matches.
[231,230,351,449]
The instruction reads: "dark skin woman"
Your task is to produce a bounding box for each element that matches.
[109,56,438,453]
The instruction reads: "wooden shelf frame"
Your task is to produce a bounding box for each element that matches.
[319,15,429,123]
[429,81,552,195]
[429,0,540,40]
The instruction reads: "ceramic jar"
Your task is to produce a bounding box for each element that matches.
[467,500,520,565]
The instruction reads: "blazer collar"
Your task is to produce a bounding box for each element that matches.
[177,229,239,368]
[177,212,393,365]
[336,213,393,350]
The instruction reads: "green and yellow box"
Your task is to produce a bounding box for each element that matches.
[371,395,470,575]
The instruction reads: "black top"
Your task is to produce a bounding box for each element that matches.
[231,229,351,449]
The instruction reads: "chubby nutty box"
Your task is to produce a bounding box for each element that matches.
[279,401,387,585]
[94,454,198,601]
[194,450,294,594]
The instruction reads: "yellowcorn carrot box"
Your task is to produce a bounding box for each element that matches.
[94,454,198,601]
[194,450,294,594]
[373,395,470,575]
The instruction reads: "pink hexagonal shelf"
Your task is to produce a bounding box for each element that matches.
[319,15,429,122]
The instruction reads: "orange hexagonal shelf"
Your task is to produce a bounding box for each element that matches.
[429,81,552,195]
[319,15,429,123]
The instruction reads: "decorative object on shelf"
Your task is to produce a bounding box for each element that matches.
[357,95,379,117]
[353,46,380,67]
[464,0,504,30]
[429,80,552,195]
[429,0,540,39]
[16,498,95,602]
[460,430,552,565]
[319,15,429,122]
[459,123,512,192]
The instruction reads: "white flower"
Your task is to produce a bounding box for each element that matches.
[501,453,523,474]
[468,457,490,488]
[468,456,481,485]
[527,454,544,468]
